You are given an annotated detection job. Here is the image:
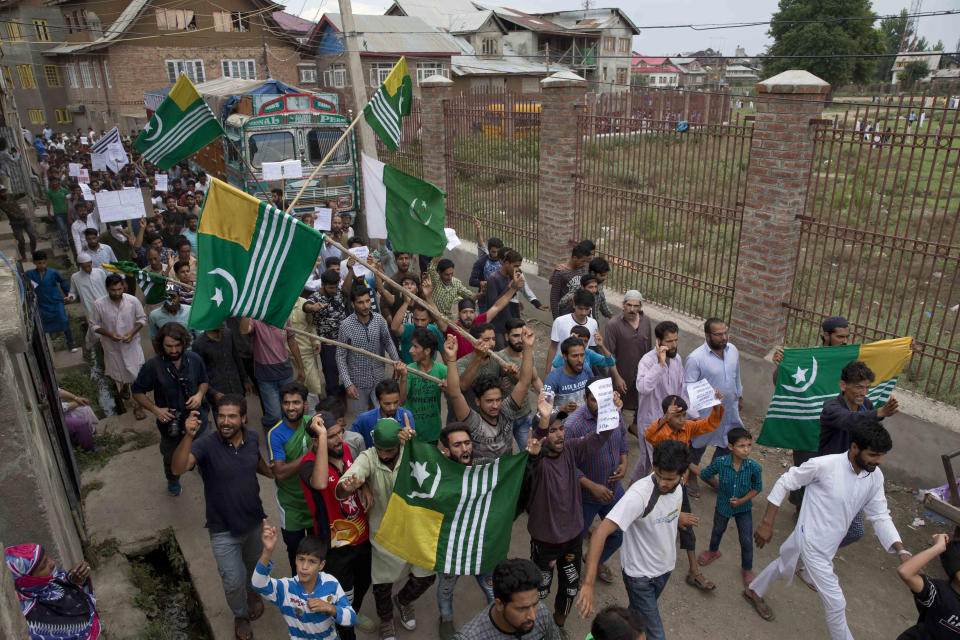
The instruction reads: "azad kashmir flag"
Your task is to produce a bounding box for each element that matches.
[363,57,412,151]
[758,337,913,450]
[362,153,447,256]
[134,74,223,170]
[375,440,525,575]
[188,178,324,331]
[102,261,167,304]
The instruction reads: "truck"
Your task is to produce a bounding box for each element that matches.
[143,77,359,216]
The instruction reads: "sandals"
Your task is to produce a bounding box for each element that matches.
[686,571,715,591]
[697,550,721,566]
[235,616,253,640]
[742,589,775,621]
[687,486,701,499]
[247,594,264,621]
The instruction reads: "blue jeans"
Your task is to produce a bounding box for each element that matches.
[437,572,493,621]
[54,213,69,248]
[622,571,671,640]
[513,412,532,451]
[258,375,294,429]
[582,497,623,565]
[708,509,753,570]
[209,523,263,617]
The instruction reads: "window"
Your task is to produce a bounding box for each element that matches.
[323,64,346,88]
[602,36,615,52]
[369,63,393,86]
[308,129,351,165]
[93,64,101,87]
[212,11,249,32]
[481,38,498,55]
[416,62,448,83]
[66,64,78,88]
[43,65,60,87]
[79,61,92,88]
[28,109,45,124]
[221,59,256,79]
[298,66,317,84]
[16,65,36,89]
[231,12,250,32]
[33,19,50,42]
[155,9,196,31]
[5,21,24,42]
[616,67,628,85]
[103,60,111,88]
[1,67,11,89]
[618,38,630,53]
[55,108,72,124]
[248,131,295,168]
[64,14,73,34]
[166,59,205,84]
[73,10,87,28]
[602,66,608,81]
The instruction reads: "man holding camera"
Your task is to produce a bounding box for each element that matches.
[133,322,209,496]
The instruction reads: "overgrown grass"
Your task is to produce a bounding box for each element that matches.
[58,370,105,419]
[88,537,120,561]
[81,481,103,500]
[73,427,158,471]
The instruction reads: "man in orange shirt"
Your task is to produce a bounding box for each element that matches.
[644,392,724,592]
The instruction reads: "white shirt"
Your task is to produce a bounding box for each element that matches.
[68,268,108,317]
[84,243,117,270]
[550,313,598,346]
[70,214,101,255]
[607,474,681,579]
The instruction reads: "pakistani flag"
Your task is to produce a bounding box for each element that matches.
[102,262,167,304]
[188,178,324,331]
[362,153,447,256]
[135,75,223,170]
[758,337,912,450]
[375,440,526,575]
[363,57,412,151]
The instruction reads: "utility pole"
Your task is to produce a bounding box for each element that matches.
[338,0,378,238]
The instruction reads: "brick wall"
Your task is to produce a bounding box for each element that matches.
[419,77,454,192]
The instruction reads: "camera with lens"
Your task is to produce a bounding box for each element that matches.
[166,411,184,438]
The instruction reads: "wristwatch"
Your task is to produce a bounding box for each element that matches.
[897,549,912,557]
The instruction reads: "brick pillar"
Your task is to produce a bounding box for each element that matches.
[729,70,830,355]
[537,71,587,272]
[419,75,455,191]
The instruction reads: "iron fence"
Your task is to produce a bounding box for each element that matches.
[376,97,423,180]
[574,90,753,320]
[786,91,960,404]
[443,90,540,260]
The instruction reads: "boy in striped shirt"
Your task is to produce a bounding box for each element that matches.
[253,520,356,639]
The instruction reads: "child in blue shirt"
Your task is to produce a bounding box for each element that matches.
[253,519,356,639]
[698,427,763,587]
[550,324,616,370]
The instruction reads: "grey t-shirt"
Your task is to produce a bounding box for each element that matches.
[464,397,519,464]
[453,602,560,640]
[457,355,504,412]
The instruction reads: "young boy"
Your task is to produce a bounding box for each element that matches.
[896,533,960,639]
[697,427,763,586]
[253,520,356,639]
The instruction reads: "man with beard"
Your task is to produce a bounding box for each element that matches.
[545,290,598,376]
[170,396,274,640]
[444,327,536,465]
[543,337,593,415]
[265,382,316,573]
[91,274,147,419]
[300,413,376,640]
[66,252,107,351]
[335,418,432,640]
[685,317,744,496]
[148,286,191,339]
[494,318,543,451]
[132,323,209,496]
[453,558,560,640]
[525,392,614,634]
[81,227,117,270]
[633,321,689,480]
[743,417,911,638]
[427,270,521,360]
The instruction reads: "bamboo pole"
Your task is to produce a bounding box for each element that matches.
[284,110,364,215]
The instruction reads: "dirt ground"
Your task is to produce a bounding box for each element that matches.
[81,301,950,640]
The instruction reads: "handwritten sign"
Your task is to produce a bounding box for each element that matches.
[78,169,90,184]
[79,183,95,201]
[155,174,168,192]
[444,227,461,251]
[341,245,371,279]
[686,378,720,414]
[262,159,303,180]
[90,153,108,171]
[68,163,81,177]
[587,378,620,432]
[80,136,88,146]
[95,188,147,223]
[313,207,332,231]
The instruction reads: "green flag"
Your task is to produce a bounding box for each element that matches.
[363,57,413,151]
[375,440,526,575]
[135,74,224,170]
[188,178,324,331]
[102,261,167,304]
[758,337,912,450]
[362,153,447,256]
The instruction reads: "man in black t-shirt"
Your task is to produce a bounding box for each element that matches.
[897,532,960,639]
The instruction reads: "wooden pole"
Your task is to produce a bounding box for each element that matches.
[284,111,364,215]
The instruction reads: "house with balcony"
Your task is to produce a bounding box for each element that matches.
[631,56,679,88]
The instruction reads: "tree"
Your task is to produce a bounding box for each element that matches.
[763,0,884,90]
[876,9,909,82]
[898,59,929,89]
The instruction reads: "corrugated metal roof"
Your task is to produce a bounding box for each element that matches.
[450,39,568,76]
[323,14,461,54]
[273,10,314,34]
[479,5,569,34]
[390,0,502,33]
[44,0,150,55]
[447,11,492,33]
[536,8,640,34]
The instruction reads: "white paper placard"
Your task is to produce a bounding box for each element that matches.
[686,378,720,414]
[155,174,168,192]
[79,183,95,201]
[80,136,88,145]
[313,207,332,231]
[95,188,146,223]
[587,378,621,432]
[90,153,108,171]
[68,163,81,177]
[262,159,303,180]
[78,169,90,184]
[444,227,461,251]
[341,246,371,279]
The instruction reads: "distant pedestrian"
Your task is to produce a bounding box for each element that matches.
[26,251,78,352]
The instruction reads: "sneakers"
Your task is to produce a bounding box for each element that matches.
[167,479,182,496]
[393,594,416,630]
[438,618,456,640]
[68,346,80,353]
[356,614,376,633]
[378,620,396,640]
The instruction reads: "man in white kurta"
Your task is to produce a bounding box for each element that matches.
[89,276,147,389]
[744,418,910,639]
[67,253,108,349]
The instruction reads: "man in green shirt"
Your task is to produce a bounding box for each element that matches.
[400,328,447,443]
[265,381,316,572]
[44,177,71,251]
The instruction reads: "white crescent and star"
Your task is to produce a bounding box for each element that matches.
[144,114,163,142]
[409,198,432,226]
[407,460,442,499]
[783,356,818,393]
[207,268,238,310]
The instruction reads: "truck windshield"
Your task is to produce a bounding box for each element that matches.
[249,131,295,167]
[308,128,350,165]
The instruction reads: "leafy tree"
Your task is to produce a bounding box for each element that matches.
[898,59,929,88]
[763,0,884,90]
